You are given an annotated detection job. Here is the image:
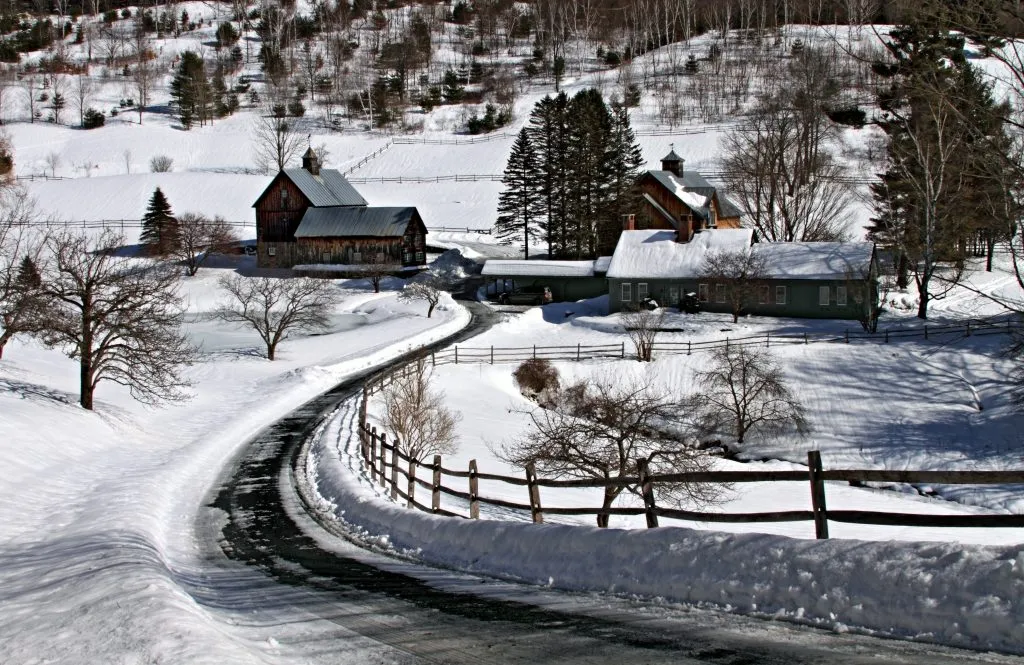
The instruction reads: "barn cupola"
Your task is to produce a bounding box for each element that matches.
[301,146,321,176]
[660,146,684,177]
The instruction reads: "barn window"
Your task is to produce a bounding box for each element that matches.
[637,283,649,301]
[281,187,289,203]
[403,251,412,263]
[715,283,726,303]
[698,283,709,302]
[819,286,830,306]
[837,286,848,306]
[775,286,787,304]
[352,251,362,263]
[621,282,632,302]
[322,252,330,263]
[267,246,276,256]
[416,251,425,263]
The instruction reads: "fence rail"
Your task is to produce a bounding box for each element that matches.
[13,218,254,230]
[423,318,1021,366]
[357,363,1024,539]
[347,173,504,184]
[426,226,492,235]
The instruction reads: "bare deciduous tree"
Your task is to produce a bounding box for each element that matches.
[150,155,173,172]
[0,187,46,360]
[696,346,809,445]
[39,230,196,410]
[621,306,665,361]
[701,248,768,323]
[211,274,342,360]
[44,152,60,178]
[398,277,445,318]
[380,357,461,462]
[498,374,721,528]
[171,213,238,276]
[73,73,94,128]
[252,95,303,172]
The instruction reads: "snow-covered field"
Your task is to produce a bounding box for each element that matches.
[0,259,470,663]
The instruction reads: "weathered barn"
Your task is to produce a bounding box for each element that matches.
[253,148,427,270]
[633,148,744,240]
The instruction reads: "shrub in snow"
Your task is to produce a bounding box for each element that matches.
[82,108,104,129]
[512,358,560,405]
[149,155,173,172]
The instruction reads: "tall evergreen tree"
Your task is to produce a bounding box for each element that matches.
[494,128,542,258]
[600,105,644,255]
[170,51,213,129]
[563,88,613,258]
[528,93,568,257]
[141,187,178,254]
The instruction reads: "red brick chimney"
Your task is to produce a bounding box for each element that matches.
[622,214,636,231]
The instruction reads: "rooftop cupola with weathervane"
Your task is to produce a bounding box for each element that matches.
[660,145,684,177]
[301,146,321,176]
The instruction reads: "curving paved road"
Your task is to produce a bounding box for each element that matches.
[205,300,1022,665]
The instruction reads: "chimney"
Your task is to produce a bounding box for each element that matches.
[301,146,321,176]
[622,213,636,231]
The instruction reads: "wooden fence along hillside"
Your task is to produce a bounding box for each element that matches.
[424,317,1022,366]
[358,362,1024,540]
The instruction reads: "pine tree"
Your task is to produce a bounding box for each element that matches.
[563,88,613,258]
[494,128,542,258]
[14,256,41,291]
[141,187,178,254]
[528,93,569,257]
[600,105,643,255]
[170,51,213,129]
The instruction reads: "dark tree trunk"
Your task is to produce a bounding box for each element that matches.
[987,237,996,273]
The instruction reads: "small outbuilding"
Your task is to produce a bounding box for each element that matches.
[482,258,611,303]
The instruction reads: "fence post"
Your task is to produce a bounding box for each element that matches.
[885,329,889,343]
[621,342,625,359]
[468,459,480,519]
[407,459,416,509]
[432,454,442,513]
[525,462,543,523]
[533,344,536,359]
[766,333,770,348]
[490,345,494,364]
[845,329,849,343]
[431,352,435,367]
[378,433,388,486]
[726,338,729,352]
[369,426,378,474]
[687,340,691,355]
[390,440,399,501]
[636,459,659,528]
[807,450,829,540]
[804,332,808,345]
[455,346,459,364]
[924,325,928,340]
[577,343,581,361]
[966,321,971,337]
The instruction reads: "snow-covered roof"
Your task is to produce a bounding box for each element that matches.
[753,242,875,280]
[482,260,600,278]
[646,170,744,219]
[606,229,754,279]
[593,256,612,274]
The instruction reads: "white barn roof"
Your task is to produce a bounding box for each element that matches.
[482,260,600,278]
[606,229,754,279]
[753,242,875,280]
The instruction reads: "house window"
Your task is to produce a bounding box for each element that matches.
[819,286,830,306]
[267,245,276,257]
[715,283,727,303]
[759,285,770,305]
[698,283,709,302]
[403,251,412,263]
[322,252,330,263]
[352,251,362,263]
[637,283,649,301]
[416,251,425,263]
[669,286,680,304]
[775,286,787,305]
[837,286,848,306]
[621,282,632,302]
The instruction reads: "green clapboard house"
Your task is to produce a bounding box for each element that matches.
[606,228,878,321]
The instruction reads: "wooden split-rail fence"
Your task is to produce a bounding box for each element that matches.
[423,318,1022,366]
[359,366,1024,539]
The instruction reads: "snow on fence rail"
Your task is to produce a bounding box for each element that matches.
[342,140,394,175]
[424,318,1021,366]
[14,218,254,230]
[347,174,504,184]
[357,371,1024,539]
[427,225,492,234]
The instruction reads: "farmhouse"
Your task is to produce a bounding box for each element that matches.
[606,227,878,321]
[253,148,427,270]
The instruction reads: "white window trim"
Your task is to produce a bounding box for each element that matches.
[837,286,848,306]
[267,245,276,256]
[759,285,769,305]
[621,282,632,302]
[819,285,830,306]
[698,283,709,302]
[775,285,786,305]
[637,283,649,301]
[715,283,727,303]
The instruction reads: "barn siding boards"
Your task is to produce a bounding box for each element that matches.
[255,174,310,243]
